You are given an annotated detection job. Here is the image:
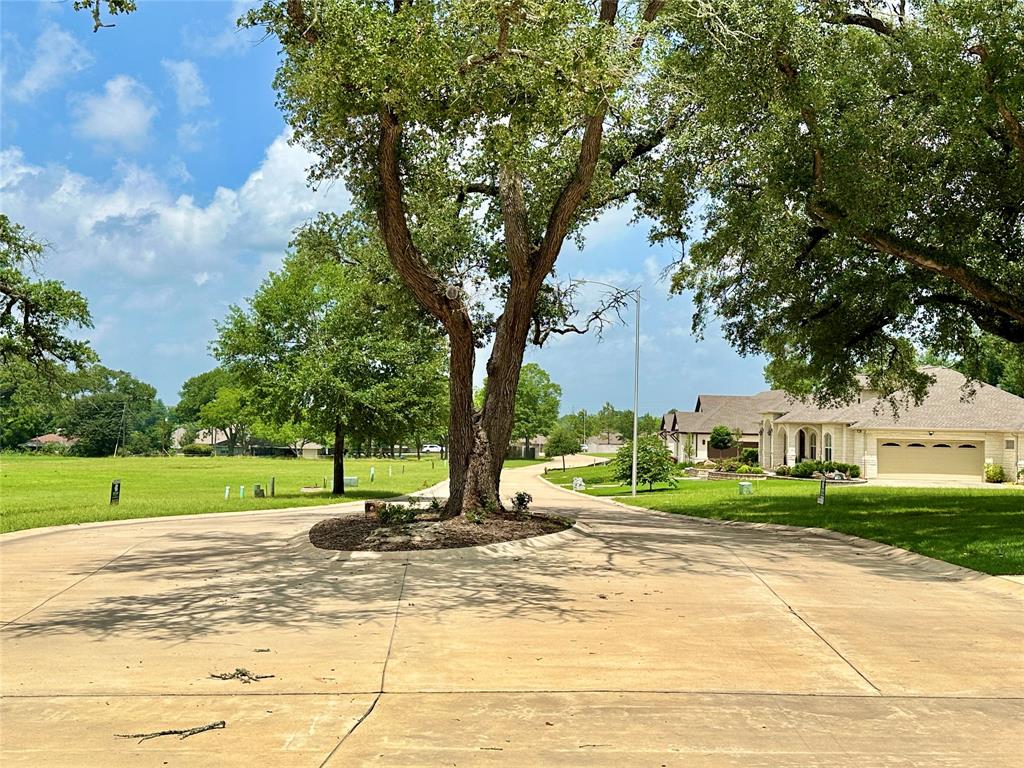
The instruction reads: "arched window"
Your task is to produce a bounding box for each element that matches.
[932,444,951,448]
[824,432,833,461]
[809,432,818,460]
[881,442,900,447]
[958,444,977,449]
[908,443,926,447]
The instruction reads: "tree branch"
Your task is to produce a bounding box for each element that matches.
[809,200,1024,330]
[375,109,465,331]
[837,13,894,37]
[968,44,1024,163]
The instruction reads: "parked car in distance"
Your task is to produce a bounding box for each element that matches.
[421,444,444,454]
[579,444,590,453]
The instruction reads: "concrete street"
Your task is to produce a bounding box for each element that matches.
[1,457,1021,766]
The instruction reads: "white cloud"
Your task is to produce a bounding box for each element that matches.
[9,24,93,101]
[193,271,211,286]
[72,76,157,151]
[161,59,210,114]
[176,119,217,152]
[184,1,262,57]
[0,130,349,282]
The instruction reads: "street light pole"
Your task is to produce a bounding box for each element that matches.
[631,287,640,497]
[573,278,641,497]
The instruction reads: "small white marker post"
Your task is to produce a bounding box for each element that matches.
[224,485,230,500]
[388,466,393,478]
[240,485,245,499]
[370,466,375,483]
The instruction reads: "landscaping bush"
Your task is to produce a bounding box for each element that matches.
[774,465,791,476]
[511,490,532,514]
[791,461,819,478]
[613,435,676,491]
[739,447,759,465]
[984,464,1006,483]
[787,460,860,479]
[182,443,214,456]
[378,503,417,525]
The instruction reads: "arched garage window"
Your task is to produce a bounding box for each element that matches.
[958,444,977,449]
[933,444,951,448]
[881,442,900,447]
[908,443,926,447]
[824,432,832,461]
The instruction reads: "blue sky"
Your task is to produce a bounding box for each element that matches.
[1,0,768,414]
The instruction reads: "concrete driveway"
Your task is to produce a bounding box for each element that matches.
[1,457,1021,766]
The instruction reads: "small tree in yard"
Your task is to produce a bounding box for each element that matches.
[613,435,675,491]
[709,425,735,452]
[545,424,580,472]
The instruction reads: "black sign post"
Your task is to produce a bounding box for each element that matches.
[817,478,826,505]
[110,479,121,506]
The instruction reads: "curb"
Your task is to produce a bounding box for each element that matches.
[536,475,1024,599]
[295,518,594,563]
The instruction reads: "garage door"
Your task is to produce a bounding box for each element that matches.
[877,439,984,480]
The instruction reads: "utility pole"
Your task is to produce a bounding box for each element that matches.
[112,400,128,457]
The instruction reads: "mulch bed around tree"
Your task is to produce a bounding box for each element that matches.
[309,511,571,552]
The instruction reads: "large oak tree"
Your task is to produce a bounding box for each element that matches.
[654,0,1024,405]
[245,0,698,513]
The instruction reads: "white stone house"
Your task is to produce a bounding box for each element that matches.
[661,390,793,462]
[756,367,1024,482]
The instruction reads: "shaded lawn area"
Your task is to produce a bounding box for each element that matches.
[544,467,1024,575]
[0,455,453,533]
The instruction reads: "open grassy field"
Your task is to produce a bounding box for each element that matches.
[0,454,452,533]
[543,465,1024,575]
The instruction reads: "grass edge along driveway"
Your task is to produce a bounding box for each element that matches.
[544,464,1024,576]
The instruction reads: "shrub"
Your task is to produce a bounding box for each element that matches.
[791,461,820,478]
[379,503,417,525]
[511,491,532,514]
[613,435,676,490]
[774,465,791,476]
[709,425,736,451]
[740,447,759,465]
[984,464,1006,483]
[182,443,213,456]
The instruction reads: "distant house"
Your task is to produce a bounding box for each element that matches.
[585,433,625,454]
[662,367,1024,483]
[508,435,548,459]
[660,390,792,462]
[20,433,78,451]
[175,428,325,459]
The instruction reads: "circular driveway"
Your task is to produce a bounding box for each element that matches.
[2,458,1021,766]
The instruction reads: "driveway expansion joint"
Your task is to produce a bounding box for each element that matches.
[317,560,409,766]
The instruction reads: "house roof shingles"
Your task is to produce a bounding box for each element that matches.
[773,367,1024,432]
[663,390,794,435]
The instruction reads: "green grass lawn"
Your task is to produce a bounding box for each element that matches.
[0,454,452,533]
[543,467,1024,575]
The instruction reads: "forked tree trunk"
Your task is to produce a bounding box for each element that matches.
[447,283,538,515]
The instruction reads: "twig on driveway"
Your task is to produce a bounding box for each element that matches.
[116,720,226,743]
[210,667,274,683]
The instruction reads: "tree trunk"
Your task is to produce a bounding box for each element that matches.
[445,326,478,514]
[332,422,345,495]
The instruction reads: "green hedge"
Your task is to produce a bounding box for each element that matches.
[182,443,214,456]
[789,460,860,478]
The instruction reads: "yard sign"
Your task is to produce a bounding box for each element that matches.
[817,479,826,505]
